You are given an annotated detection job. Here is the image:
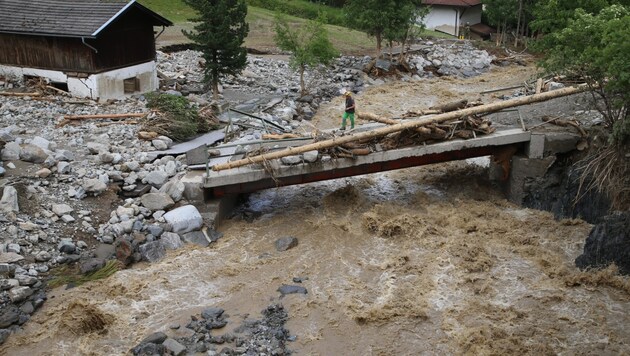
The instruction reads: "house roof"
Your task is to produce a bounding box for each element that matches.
[0,0,172,38]
[422,0,481,6]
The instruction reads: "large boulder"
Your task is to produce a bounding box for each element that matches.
[575,212,630,275]
[83,178,108,195]
[140,193,175,211]
[19,144,48,163]
[144,171,168,188]
[163,205,203,234]
[1,142,20,161]
[138,241,166,263]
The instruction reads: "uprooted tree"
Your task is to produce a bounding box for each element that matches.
[538,4,630,209]
[274,14,339,95]
[182,0,249,100]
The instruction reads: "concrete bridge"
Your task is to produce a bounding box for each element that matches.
[178,125,581,226]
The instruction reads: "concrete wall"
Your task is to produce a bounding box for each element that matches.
[0,61,158,100]
[421,5,482,36]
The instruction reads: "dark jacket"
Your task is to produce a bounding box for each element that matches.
[345,96,355,113]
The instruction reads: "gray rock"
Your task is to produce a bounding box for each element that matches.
[83,178,108,195]
[163,205,203,234]
[95,244,116,260]
[52,204,73,216]
[9,286,33,303]
[6,244,20,254]
[159,181,185,202]
[181,231,210,247]
[140,193,175,211]
[34,251,51,262]
[80,258,106,274]
[20,144,48,163]
[201,307,224,320]
[58,240,76,254]
[0,186,19,213]
[147,224,164,237]
[15,274,37,286]
[0,305,19,328]
[0,263,16,277]
[0,166,4,177]
[160,232,184,250]
[138,241,166,262]
[87,142,109,154]
[57,161,71,174]
[0,329,9,345]
[277,284,308,296]
[152,139,168,150]
[1,142,20,161]
[55,149,75,161]
[20,301,34,315]
[163,338,186,356]
[99,152,115,164]
[141,331,168,344]
[275,236,298,252]
[35,168,52,178]
[0,253,23,264]
[144,171,168,188]
[281,155,301,165]
[30,136,51,150]
[302,150,319,163]
[0,280,13,291]
[61,215,75,223]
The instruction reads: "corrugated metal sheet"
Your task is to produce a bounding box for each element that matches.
[423,0,481,6]
[0,0,172,38]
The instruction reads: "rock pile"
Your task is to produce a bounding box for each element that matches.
[132,304,292,356]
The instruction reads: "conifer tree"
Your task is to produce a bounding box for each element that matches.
[183,0,249,99]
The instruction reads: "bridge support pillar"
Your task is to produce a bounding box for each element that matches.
[503,155,556,204]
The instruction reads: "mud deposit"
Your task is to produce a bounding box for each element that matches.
[1,160,629,355]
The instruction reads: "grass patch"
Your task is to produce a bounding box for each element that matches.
[247,0,345,26]
[48,260,121,289]
[139,0,374,55]
[138,0,196,23]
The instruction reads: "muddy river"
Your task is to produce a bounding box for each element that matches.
[2,158,629,355]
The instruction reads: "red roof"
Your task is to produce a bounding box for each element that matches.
[422,0,481,6]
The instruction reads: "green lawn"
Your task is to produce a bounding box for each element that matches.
[139,0,375,55]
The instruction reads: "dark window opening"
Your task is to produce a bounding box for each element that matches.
[50,82,69,92]
[124,77,140,93]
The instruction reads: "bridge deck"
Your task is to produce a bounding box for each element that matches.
[204,128,531,197]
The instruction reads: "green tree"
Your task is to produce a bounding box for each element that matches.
[539,4,630,209]
[182,0,249,100]
[345,0,420,56]
[274,14,339,95]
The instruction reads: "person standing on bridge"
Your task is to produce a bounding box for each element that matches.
[340,91,355,131]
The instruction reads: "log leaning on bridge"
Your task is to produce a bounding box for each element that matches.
[211,85,587,172]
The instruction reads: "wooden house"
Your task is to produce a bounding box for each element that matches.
[0,0,172,100]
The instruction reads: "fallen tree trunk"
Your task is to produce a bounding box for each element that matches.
[64,113,147,120]
[262,133,303,140]
[212,85,587,172]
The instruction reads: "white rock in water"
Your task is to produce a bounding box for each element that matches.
[163,205,203,234]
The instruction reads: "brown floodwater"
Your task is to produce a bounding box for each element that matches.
[2,160,629,355]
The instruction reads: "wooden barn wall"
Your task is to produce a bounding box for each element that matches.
[0,7,158,74]
[91,8,157,72]
[0,34,97,72]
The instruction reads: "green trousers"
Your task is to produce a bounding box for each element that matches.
[342,112,355,129]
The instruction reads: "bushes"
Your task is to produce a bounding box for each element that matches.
[247,0,345,26]
[144,93,204,141]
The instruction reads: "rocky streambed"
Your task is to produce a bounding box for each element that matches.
[0,39,627,354]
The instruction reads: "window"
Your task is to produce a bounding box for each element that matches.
[123,77,140,93]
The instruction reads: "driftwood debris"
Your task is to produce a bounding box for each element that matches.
[430,99,468,113]
[138,131,160,140]
[0,91,41,97]
[63,113,148,120]
[542,116,588,137]
[262,133,302,140]
[212,85,587,172]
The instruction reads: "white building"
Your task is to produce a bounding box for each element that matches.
[421,0,482,37]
